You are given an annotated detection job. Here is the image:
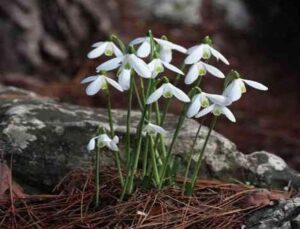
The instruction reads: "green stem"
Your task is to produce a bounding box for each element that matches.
[187,116,218,195]
[106,88,124,187]
[149,135,160,185]
[183,117,205,189]
[95,147,100,207]
[158,107,186,189]
[142,136,149,177]
[125,74,134,169]
[133,78,143,110]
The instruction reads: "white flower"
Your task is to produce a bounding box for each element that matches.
[146,83,190,104]
[223,78,268,102]
[155,38,187,63]
[143,123,168,136]
[81,75,123,96]
[118,68,131,90]
[148,58,184,78]
[87,134,119,151]
[186,92,229,118]
[184,44,229,65]
[87,41,123,59]
[96,54,151,79]
[195,97,235,122]
[184,61,225,84]
[130,37,187,62]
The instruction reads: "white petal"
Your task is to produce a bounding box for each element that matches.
[146,85,164,104]
[130,37,146,45]
[86,77,104,95]
[112,43,123,57]
[159,48,172,63]
[87,137,97,151]
[223,80,242,102]
[243,79,268,91]
[206,94,232,106]
[144,123,168,135]
[203,62,225,78]
[195,105,214,118]
[137,40,151,58]
[221,107,236,122]
[186,95,201,118]
[108,141,119,151]
[81,75,98,84]
[155,38,187,53]
[162,61,184,75]
[184,64,199,85]
[98,134,111,143]
[112,136,119,144]
[187,45,199,54]
[87,43,107,59]
[169,84,190,102]
[96,56,123,72]
[184,46,203,64]
[105,77,124,92]
[147,59,159,72]
[91,41,104,47]
[129,55,151,78]
[210,47,229,65]
[118,68,131,90]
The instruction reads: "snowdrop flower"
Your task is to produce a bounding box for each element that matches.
[185,43,229,65]
[148,58,184,78]
[117,68,131,90]
[130,37,187,62]
[185,61,225,84]
[155,38,187,63]
[223,78,268,102]
[187,92,229,118]
[146,82,190,104]
[87,41,123,59]
[96,53,151,79]
[87,134,119,151]
[81,75,123,96]
[195,97,235,122]
[143,123,168,136]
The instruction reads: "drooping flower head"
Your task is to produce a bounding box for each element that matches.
[185,36,229,65]
[130,34,186,62]
[185,60,225,85]
[87,134,119,151]
[81,74,123,96]
[142,123,168,136]
[223,70,268,102]
[148,58,184,78]
[146,82,190,104]
[195,94,235,122]
[187,91,229,118]
[87,41,123,59]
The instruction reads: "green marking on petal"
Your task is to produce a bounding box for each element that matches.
[203,51,211,60]
[199,68,206,76]
[101,81,108,90]
[155,65,164,73]
[201,98,209,108]
[241,84,247,93]
[213,107,222,116]
[163,91,173,98]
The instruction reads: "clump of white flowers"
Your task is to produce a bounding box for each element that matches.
[81,31,268,203]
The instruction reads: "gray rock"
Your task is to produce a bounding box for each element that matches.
[137,0,202,25]
[136,0,250,30]
[1,85,300,192]
[245,195,300,229]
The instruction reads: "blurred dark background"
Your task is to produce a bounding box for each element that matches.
[0,0,299,169]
